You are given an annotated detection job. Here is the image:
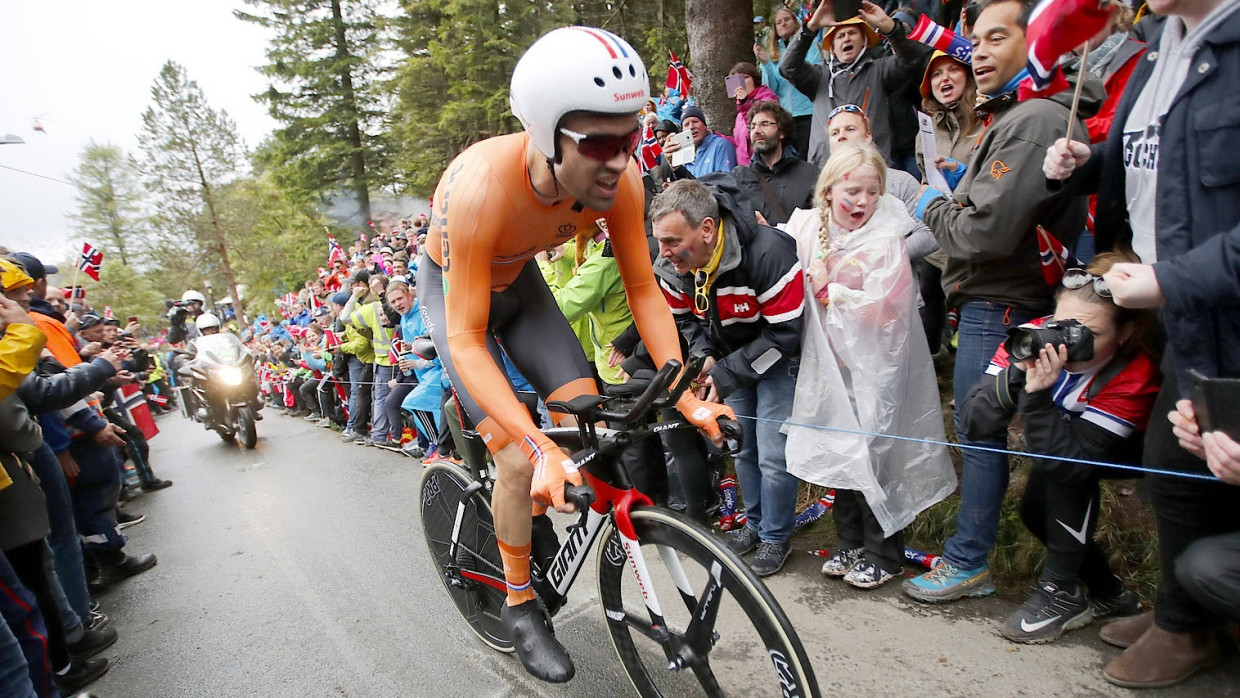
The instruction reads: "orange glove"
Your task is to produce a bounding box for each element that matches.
[676,392,736,444]
[522,434,583,510]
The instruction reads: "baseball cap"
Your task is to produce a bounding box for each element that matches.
[350,269,371,285]
[0,258,34,291]
[10,252,57,280]
[78,313,105,330]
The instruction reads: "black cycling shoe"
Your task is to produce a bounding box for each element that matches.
[501,599,575,683]
[530,513,561,574]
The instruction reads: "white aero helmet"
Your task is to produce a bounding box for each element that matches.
[195,312,221,331]
[510,26,650,161]
[182,289,206,304]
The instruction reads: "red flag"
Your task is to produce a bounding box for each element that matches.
[666,50,692,97]
[119,384,159,440]
[1019,0,1114,99]
[324,329,342,348]
[1036,226,1075,286]
[103,306,114,321]
[77,242,103,281]
[638,124,662,173]
[327,234,346,265]
[149,394,169,409]
[907,14,973,62]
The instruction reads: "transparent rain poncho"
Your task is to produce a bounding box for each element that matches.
[782,197,956,536]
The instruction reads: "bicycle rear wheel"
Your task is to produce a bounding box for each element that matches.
[418,462,513,653]
[597,507,819,698]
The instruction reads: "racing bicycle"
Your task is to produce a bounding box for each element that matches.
[418,357,820,697]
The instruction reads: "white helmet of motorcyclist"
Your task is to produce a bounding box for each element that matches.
[195,312,221,333]
[182,289,206,305]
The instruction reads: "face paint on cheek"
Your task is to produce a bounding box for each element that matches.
[678,247,694,260]
[840,197,856,212]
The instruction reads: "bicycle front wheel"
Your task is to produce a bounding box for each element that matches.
[418,462,512,653]
[597,507,819,698]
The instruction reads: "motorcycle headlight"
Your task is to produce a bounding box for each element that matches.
[218,366,244,386]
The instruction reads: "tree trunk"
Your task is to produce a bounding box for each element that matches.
[331,0,371,224]
[188,134,247,326]
[684,0,753,133]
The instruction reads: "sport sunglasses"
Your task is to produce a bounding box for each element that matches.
[560,127,641,161]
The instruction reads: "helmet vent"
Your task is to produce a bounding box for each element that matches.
[594,77,606,87]
[612,66,623,79]
[628,64,636,77]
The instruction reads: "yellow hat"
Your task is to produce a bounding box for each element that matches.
[920,50,971,99]
[0,258,34,292]
[823,17,882,51]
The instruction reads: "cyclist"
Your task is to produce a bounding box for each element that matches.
[418,26,734,683]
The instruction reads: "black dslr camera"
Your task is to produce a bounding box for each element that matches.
[1004,319,1094,362]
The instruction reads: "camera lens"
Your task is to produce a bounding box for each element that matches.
[1010,332,1037,361]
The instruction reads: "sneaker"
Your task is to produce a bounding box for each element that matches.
[86,610,109,632]
[725,526,760,557]
[304,413,323,422]
[340,430,359,443]
[316,418,333,428]
[374,439,403,452]
[401,443,425,459]
[140,478,173,492]
[844,558,901,589]
[1091,589,1141,620]
[820,547,864,577]
[354,436,374,447]
[54,657,110,695]
[749,541,791,577]
[116,510,145,530]
[1001,581,1093,644]
[68,626,117,660]
[901,560,996,603]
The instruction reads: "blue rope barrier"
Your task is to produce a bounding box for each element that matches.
[734,414,1222,483]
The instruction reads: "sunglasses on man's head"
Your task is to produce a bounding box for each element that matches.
[828,104,866,121]
[1062,268,1112,298]
[560,127,641,161]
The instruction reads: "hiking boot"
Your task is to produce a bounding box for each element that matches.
[750,541,791,577]
[1104,623,1221,688]
[1001,581,1093,644]
[820,547,864,577]
[68,627,118,660]
[116,510,145,530]
[54,657,110,695]
[902,560,996,603]
[1100,610,1155,649]
[725,526,760,557]
[501,599,575,683]
[1091,589,1140,621]
[844,557,901,589]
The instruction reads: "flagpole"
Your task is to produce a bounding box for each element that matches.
[1064,40,1091,145]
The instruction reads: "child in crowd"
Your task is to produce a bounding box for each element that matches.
[784,142,955,588]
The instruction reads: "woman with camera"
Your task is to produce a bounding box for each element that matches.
[959,252,1161,644]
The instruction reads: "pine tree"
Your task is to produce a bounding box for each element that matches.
[137,60,249,323]
[69,141,147,267]
[236,0,393,223]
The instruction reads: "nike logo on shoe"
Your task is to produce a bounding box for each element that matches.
[1055,499,1092,546]
[1020,615,1063,633]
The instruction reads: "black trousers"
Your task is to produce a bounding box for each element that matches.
[791,115,812,162]
[832,489,904,571]
[1175,531,1240,623]
[5,541,68,672]
[918,260,947,354]
[1020,465,1122,595]
[1145,369,1240,632]
[316,375,347,426]
[104,408,158,487]
[297,379,320,416]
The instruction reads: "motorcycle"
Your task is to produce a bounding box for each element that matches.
[176,333,262,449]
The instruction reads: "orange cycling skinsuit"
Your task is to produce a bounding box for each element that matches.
[420,132,727,505]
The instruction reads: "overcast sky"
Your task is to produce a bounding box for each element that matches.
[0,1,277,267]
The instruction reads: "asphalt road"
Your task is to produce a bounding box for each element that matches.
[89,411,1240,697]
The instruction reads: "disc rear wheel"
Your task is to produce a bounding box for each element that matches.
[418,463,512,652]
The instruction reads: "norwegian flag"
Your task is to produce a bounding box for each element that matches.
[1036,226,1078,286]
[327,235,346,265]
[77,242,103,281]
[279,292,298,307]
[103,306,114,321]
[907,14,973,62]
[1020,0,1115,99]
[64,285,86,300]
[638,124,662,172]
[149,394,169,409]
[666,50,692,97]
[323,329,342,349]
[118,384,160,440]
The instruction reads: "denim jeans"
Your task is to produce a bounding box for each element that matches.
[371,364,394,441]
[943,301,1042,570]
[26,444,90,626]
[0,553,40,698]
[725,358,800,544]
[345,356,372,433]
